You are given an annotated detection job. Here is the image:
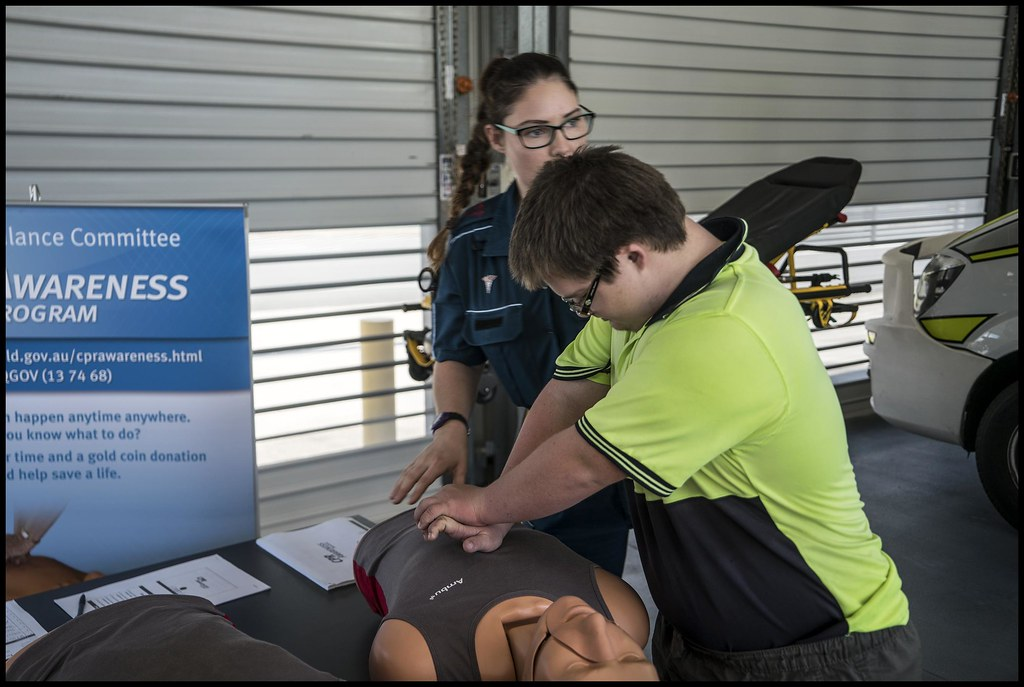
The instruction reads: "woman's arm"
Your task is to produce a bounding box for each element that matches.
[390,360,483,505]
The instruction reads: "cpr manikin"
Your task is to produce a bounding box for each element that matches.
[354,511,657,681]
[6,508,103,601]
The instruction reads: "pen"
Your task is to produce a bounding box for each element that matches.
[76,594,87,617]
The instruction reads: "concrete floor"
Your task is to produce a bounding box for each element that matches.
[622,412,1018,681]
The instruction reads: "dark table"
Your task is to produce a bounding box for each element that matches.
[12,539,382,681]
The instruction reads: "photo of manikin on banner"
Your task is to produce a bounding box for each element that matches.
[5,204,258,585]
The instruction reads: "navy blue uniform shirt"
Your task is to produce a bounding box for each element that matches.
[432,184,586,408]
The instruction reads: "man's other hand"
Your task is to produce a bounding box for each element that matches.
[423,516,514,553]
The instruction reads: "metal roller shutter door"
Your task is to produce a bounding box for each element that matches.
[5,5,438,530]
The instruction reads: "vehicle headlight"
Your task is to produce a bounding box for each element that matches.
[914,253,965,316]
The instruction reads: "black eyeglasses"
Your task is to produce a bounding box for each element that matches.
[493,106,597,150]
[561,273,602,318]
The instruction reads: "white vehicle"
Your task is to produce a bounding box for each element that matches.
[864,210,1018,528]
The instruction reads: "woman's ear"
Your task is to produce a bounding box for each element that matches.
[484,124,506,155]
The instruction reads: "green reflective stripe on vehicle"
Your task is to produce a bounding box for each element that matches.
[958,210,1018,241]
[920,315,990,343]
[968,245,1018,262]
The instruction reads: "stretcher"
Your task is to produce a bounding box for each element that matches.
[403,156,872,378]
[703,156,872,329]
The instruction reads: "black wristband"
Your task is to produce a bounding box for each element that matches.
[431,411,470,435]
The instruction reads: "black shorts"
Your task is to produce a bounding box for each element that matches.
[653,613,922,681]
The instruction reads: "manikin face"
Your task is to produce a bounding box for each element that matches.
[527,596,658,681]
[485,78,590,197]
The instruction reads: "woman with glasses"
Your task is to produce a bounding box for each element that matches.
[389,52,631,576]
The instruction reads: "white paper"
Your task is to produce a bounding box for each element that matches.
[256,516,370,590]
[52,554,269,618]
[6,600,47,660]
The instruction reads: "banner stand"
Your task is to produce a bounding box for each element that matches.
[5,202,258,575]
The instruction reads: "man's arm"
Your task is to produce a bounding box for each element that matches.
[482,422,626,524]
[415,377,624,538]
[503,377,609,474]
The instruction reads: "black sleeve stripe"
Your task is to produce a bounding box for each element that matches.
[576,416,675,497]
[553,363,611,380]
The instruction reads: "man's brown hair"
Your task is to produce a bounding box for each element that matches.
[509,145,686,289]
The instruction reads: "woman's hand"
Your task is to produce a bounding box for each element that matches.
[389,424,468,505]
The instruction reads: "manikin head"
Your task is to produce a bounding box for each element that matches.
[523,596,658,681]
[6,555,103,601]
[7,516,103,601]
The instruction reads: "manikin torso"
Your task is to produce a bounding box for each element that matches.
[368,567,655,681]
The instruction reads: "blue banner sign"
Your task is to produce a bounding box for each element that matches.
[5,204,258,575]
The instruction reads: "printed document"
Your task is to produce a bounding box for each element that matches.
[256,516,371,590]
[6,600,47,660]
[52,554,269,618]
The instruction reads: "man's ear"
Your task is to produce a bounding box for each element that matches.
[621,244,648,270]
